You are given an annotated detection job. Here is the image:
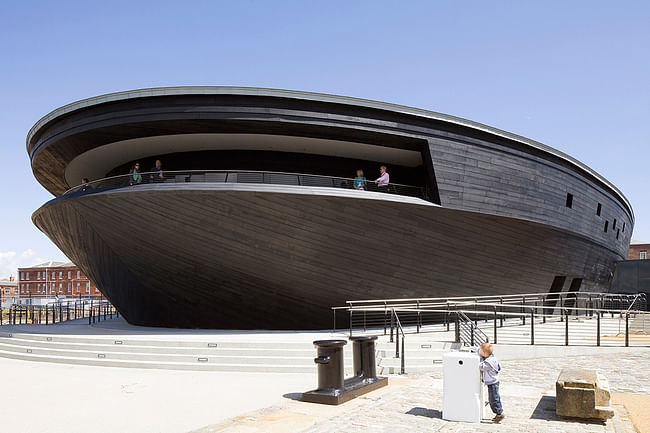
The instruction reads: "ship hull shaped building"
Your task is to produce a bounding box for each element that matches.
[28,87,634,329]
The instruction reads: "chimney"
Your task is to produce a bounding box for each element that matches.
[9,275,14,282]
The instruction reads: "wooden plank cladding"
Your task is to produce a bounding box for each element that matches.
[27,87,633,329]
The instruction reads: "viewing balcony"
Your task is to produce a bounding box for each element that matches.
[64,170,430,201]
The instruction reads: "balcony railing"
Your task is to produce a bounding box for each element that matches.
[63,170,429,200]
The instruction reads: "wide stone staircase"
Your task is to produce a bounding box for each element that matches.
[0,327,449,374]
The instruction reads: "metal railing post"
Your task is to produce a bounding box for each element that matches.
[499,298,503,327]
[597,313,601,347]
[565,309,569,346]
[445,302,450,331]
[530,310,534,345]
[625,313,629,347]
[390,310,394,343]
[383,307,387,335]
[470,322,475,347]
[493,307,497,344]
[349,310,353,338]
[363,309,366,332]
[522,296,526,325]
[401,335,405,374]
[416,301,420,333]
[395,323,400,358]
[455,314,460,344]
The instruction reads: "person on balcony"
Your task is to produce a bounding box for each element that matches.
[375,165,389,192]
[353,169,367,191]
[150,160,164,183]
[80,178,92,192]
[130,163,142,185]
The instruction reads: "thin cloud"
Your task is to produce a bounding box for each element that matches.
[0,250,46,280]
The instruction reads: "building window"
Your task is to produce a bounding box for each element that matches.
[616,229,620,240]
[59,272,62,279]
[604,221,608,232]
[14,288,18,294]
[623,222,625,232]
[19,272,23,280]
[37,271,41,280]
[596,203,601,216]
[641,251,647,260]
[77,271,80,279]
[26,272,29,280]
[565,193,573,208]
[52,272,55,279]
[4,288,9,294]
[613,219,617,230]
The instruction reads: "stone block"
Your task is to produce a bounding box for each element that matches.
[556,368,614,420]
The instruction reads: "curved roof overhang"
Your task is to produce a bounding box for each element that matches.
[26,86,634,222]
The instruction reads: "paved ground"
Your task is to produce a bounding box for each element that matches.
[0,357,314,433]
[193,349,650,433]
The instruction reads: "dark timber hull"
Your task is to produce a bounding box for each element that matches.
[33,185,623,329]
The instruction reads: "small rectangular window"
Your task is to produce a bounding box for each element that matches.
[565,193,573,208]
[641,251,647,259]
[623,222,625,232]
[613,219,617,230]
[604,220,608,232]
[616,229,620,240]
[596,203,601,216]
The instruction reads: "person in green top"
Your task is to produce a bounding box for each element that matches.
[353,169,367,191]
[130,162,142,185]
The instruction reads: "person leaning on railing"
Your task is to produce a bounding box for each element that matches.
[130,163,142,185]
[375,165,389,192]
[80,178,92,192]
[353,169,367,191]
[150,159,164,183]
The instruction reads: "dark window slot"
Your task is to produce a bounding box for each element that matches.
[613,219,617,230]
[623,222,625,232]
[565,193,573,208]
[596,203,601,216]
[604,220,609,232]
[616,229,620,240]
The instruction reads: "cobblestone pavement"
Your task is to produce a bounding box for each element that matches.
[195,349,650,433]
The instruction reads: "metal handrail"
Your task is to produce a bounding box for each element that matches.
[392,308,406,374]
[62,169,428,200]
[342,291,644,307]
[456,310,489,346]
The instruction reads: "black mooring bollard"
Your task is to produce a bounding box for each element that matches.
[302,337,387,405]
[313,340,346,391]
[349,335,378,380]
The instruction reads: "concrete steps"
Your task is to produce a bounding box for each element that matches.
[0,328,452,374]
[0,331,356,373]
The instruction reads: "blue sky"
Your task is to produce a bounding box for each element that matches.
[1,1,649,277]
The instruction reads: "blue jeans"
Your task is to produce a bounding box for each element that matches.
[487,383,503,415]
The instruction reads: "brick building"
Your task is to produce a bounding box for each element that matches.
[1,276,18,306]
[17,261,103,301]
[627,241,649,260]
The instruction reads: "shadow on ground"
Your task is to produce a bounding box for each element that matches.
[530,395,605,425]
[282,392,303,401]
[406,407,442,419]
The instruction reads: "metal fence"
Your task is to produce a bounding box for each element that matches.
[333,291,649,348]
[0,300,118,326]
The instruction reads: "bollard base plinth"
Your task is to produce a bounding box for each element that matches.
[301,376,388,405]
